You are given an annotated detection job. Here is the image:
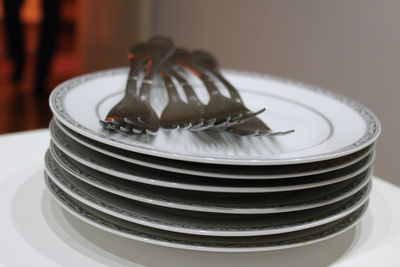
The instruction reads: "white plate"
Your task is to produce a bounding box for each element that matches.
[45,175,368,251]
[45,150,372,214]
[49,68,380,165]
[52,118,374,179]
[50,122,375,180]
[45,169,370,237]
[49,141,374,193]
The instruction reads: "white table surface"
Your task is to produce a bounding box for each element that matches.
[0,129,399,267]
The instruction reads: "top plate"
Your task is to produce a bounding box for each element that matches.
[49,68,380,165]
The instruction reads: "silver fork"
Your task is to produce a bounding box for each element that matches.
[99,42,153,134]
[170,49,264,129]
[185,51,266,129]
[159,48,215,131]
[100,37,174,135]
[159,68,205,130]
[122,36,175,134]
[190,50,294,137]
[168,68,216,131]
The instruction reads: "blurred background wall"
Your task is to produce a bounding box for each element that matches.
[0,0,398,185]
[78,0,151,71]
[152,0,398,186]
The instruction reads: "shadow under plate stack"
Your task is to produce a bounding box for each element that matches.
[44,68,381,252]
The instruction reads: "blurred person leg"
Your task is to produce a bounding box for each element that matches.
[2,0,25,82]
[33,0,61,96]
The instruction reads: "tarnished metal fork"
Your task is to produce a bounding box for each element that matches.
[159,48,215,131]
[99,42,153,134]
[159,68,206,130]
[170,48,265,129]
[185,51,266,129]
[100,37,174,135]
[168,68,216,131]
[190,50,294,137]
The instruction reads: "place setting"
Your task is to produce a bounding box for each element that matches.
[44,36,380,252]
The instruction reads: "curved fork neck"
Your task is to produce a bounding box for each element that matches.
[209,69,243,102]
[162,72,182,103]
[183,64,222,98]
[125,58,146,96]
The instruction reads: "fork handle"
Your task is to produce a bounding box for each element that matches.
[196,69,222,98]
[161,70,181,103]
[138,37,175,101]
[190,50,243,103]
[168,68,203,105]
[181,64,222,98]
[125,56,146,97]
[164,48,205,105]
[209,69,243,103]
[125,42,152,96]
[165,47,221,99]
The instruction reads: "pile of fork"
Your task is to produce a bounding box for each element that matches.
[100,36,294,137]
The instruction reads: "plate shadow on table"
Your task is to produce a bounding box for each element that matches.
[11,172,362,267]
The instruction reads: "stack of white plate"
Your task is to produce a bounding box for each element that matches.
[45,68,381,252]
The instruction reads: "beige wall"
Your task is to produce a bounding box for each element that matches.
[153,0,398,185]
[77,0,154,71]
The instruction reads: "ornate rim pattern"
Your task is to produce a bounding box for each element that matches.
[49,138,375,193]
[51,118,374,179]
[45,175,368,251]
[44,162,370,236]
[45,150,372,214]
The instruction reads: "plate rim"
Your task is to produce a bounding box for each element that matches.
[49,67,381,166]
[49,140,375,193]
[45,150,372,214]
[52,118,375,179]
[45,175,367,252]
[45,166,371,237]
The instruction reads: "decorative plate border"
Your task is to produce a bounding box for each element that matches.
[45,159,370,235]
[45,175,367,251]
[45,150,371,214]
[49,68,381,165]
[49,135,375,193]
[51,118,374,179]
